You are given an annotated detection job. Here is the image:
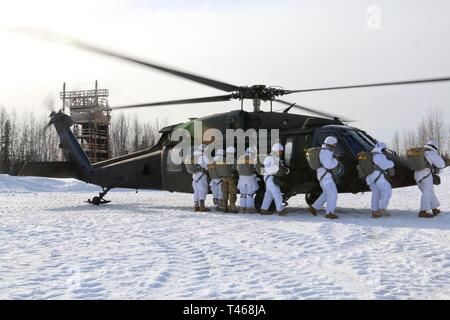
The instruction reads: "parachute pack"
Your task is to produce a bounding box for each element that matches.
[237,156,256,176]
[305,147,322,170]
[184,156,204,174]
[356,151,375,179]
[357,151,396,179]
[207,163,221,179]
[406,148,430,171]
[215,163,235,177]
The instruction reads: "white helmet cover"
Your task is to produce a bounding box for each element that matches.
[226,146,236,154]
[272,143,284,152]
[324,136,338,145]
[375,141,387,150]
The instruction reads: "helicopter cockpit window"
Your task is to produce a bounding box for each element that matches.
[356,130,377,148]
[342,130,374,155]
[166,147,183,172]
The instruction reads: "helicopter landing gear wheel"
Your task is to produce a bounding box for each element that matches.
[305,193,320,207]
[88,187,112,205]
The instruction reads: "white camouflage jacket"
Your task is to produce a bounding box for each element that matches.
[192,154,210,181]
[263,154,280,178]
[366,149,395,185]
[317,145,338,183]
[414,149,446,183]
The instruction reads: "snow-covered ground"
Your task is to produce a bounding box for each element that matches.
[1,170,450,300]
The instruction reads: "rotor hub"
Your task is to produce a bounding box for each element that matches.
[235,85,285,101]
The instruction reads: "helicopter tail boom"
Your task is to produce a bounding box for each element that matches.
[48,111,94,182]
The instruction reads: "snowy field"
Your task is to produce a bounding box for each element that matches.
[1,169,450,300]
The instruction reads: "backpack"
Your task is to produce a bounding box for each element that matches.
[215,163,235,177]
[356,151,375,179]
[306,147,322,170]
[406,148,430,171]
[207,163,221,179]
[237,156,256,176]
[184,156,203,174]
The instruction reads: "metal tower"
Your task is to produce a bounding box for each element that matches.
[60,81,111,163]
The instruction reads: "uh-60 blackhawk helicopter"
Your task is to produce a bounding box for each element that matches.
[16,29,450,210]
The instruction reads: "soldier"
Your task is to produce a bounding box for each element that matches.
[191,144,210,212]
[237,147,259,213]
[366,142,395,219]
[208,148,224,211]
[260,143,288,216]
[414,140,446,218]
[309,136,340,219]
[217,146,239,213]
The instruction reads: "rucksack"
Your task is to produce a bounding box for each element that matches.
[406,148,430,171]
[356,151,375,179]
[237,156,256,176]
[207,163,221,179]
[306,147,322,170]
[215,163,234,177]
[184,156,203,174]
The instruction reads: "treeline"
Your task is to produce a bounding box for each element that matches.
[0,106,167,175]
[110,112,167,158]
[391,107,450,161]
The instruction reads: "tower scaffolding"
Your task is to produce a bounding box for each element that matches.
[60,80,111,163]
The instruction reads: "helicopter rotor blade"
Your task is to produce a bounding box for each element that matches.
[283,76,450,94]
[274,99,354,122]
[12,27,240,93]
[111,94,234,111]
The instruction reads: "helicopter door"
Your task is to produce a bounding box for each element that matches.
[162,146,193,193]
[314,130,356,189]
[315,131,347,157]
[284,133,314,183]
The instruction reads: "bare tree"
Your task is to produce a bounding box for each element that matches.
[391,131,401,154]
[401,129,417,154]
[416,118,428,147]
[111,112,130,157]
[0,107,167,174]
[0,119,11,173]
[140,122,156,150]
[427,107,446,149]
[394,107,449,157]
[131,114,141,152]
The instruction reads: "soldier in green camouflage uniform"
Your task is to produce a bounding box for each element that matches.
[217,146,238,213]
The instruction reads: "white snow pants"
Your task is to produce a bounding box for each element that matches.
[369,175,392,211]
[416,174,440,211]
[261,176,284,212]
[192,174,208,202]
[209,179,223,200]
[312,177,337,214]
[238,175,258,208]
